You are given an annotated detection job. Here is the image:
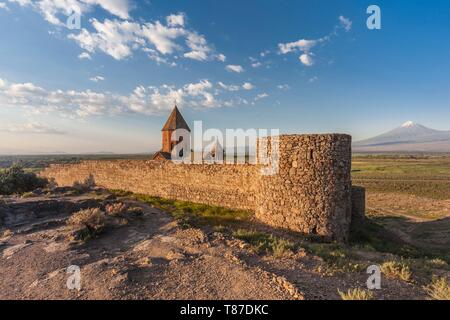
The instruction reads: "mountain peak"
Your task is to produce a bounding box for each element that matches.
[353,121,450,152]
[401,121,417,128]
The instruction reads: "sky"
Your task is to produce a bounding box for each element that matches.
[0,0,449,154]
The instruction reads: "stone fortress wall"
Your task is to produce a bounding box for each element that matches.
[41,134,364,242]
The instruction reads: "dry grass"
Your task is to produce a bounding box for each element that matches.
[66,208,106,241]
[72,174,96,193]
[67,208,106,229]
[105,202,128,216]
[338,288,374,300]
[380,260,412,282]
[232,229,295,257]
[105,202,143,217]
[424,276,450,300]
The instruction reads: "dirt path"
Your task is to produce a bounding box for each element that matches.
[0,200,298,300]
[0,193,441,300]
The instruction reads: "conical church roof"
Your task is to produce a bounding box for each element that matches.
[161,105,191,132]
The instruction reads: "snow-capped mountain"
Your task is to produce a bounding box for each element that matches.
[353,121,450,152]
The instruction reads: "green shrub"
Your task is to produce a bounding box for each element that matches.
[135,194,251,227]
[0,165,47,195]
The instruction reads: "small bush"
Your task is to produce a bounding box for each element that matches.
[381,260,412,282]
[105,202,128,216]
[105,202,143,217]
[338,288,374,300]
[304,243,366,275]
[424,276,450,300]
[21,191,37,198]
[427,258,448,269]
[67,208,106,241]
[72,174,95,193]
[232,229,295,257]
[0,165,47,195]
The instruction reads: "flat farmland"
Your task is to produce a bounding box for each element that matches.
[352,156,450,200]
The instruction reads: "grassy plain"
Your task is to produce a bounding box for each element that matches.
[352,155,450,200]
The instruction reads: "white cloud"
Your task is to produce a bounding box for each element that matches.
[216,53,226,62]
[309,76,319,83]
[339,15,352,32]
[251,62,262,68]
[218,82,240,92]
[225,64,244,73]
[0,2,9,10]
[183,32,211,61]
[7,0,130,25]
[143,48,176,66]
[11,4,223,64]
[277,84,290,91]
[278,39,319,54]
[89,75,105,82]
[242,82,254,90]
[299,53,314,66]
[278,38,324,66]
[0,77,241,118]
[140,20,185,55]
[166,13,185,27]
[255,93,269,101]
[8,0,31,6]
[67,13,222,63]
[4,122,66,134]
[278,15,351,66]
[69,18,141,60]
[78,52,92,59]
[218,81,254,91]
[86,0,130,19]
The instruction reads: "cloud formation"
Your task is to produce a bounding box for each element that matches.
[339,15,352,32]
[8,0,131,25]
[225,64,244,73]
[89,75,105,82]
[0,77,249,118]
[7,2,224,64]
[3,122,66,134]
[218,81,254,91]
[78,52,92,60]
[278,16,352,66]
[67,13,224,63]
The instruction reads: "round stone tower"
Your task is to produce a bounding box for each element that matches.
[255,134,352,242]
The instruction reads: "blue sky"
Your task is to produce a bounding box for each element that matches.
[0,0,449,153]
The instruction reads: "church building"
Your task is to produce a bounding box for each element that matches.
[152,105,191,161]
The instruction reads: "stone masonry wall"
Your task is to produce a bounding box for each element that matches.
[41,161,259,211]
[41,134,357,241]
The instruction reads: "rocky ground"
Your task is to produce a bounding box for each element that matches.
[0,188,448,300]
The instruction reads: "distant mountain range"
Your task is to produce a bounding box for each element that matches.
[353,121,450,153]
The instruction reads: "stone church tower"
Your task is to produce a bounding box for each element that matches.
[152,105,191,160]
